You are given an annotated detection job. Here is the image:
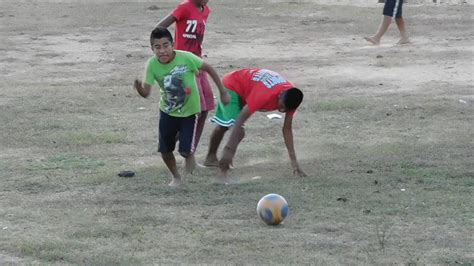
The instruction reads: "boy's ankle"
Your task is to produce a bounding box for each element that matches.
[168,177,183,187]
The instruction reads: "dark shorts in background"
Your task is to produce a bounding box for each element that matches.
[158,111,198,154]
[383,0,403,18]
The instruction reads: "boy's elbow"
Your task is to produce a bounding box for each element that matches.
[156,23,167,28]
[138,87,151,98]
[138,91,148,98]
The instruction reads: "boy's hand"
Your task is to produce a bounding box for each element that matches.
[134,79,141,90]
[220,91,230,106]
[134,79,151,98]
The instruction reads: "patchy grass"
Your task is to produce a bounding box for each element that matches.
[67,132,127,145]
[27,154,106,171]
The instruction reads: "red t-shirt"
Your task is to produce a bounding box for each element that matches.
[223,68,296,116]
[172,0,211,57]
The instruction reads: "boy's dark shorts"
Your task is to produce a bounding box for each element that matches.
[383,0,403,18]
[158,111,198,154]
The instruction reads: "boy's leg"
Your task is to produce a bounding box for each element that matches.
[158,111,182,187]
[204,125,229,167]
[364,15,392,45]
[204,88,242,167]
[394,0,409,44]
[216,125,245,184]
[177,114,199,174]
[194,71,215,153]
[395,18,410,44]
[161,152,182,187]
[194,111,208,153]
[365,0,402,45]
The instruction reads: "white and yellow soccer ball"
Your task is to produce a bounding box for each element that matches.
[256,193,289,225]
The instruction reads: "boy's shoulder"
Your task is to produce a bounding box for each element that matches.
[171,51,203,71]
[145,55,158,65]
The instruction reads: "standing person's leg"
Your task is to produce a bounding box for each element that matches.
[194,71,215,152]
[394,1,410,44]
[161,153,181,187]
[178,114,199,175]
[158,111,182,187]
[364,0,401,45]
[395,18,410,44]
[364,16,392,45]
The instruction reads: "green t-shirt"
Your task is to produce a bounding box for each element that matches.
[144,50,203,117]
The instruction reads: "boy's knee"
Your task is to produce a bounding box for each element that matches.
[161,152,173,158]
[218,125,229,132]
[179,152,191,158]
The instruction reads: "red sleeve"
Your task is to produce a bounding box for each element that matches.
[172,3,188,21]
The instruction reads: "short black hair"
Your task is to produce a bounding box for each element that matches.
[150,27,173,47]
[282,88,303,110]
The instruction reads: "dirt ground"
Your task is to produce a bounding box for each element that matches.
[0,0,473,264]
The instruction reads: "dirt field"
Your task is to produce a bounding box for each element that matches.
[1,0,473,264]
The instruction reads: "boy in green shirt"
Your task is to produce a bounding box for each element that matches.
[134,27,229,187]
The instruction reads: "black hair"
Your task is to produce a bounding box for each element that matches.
[150,27,173,47]
[282,88,304,110]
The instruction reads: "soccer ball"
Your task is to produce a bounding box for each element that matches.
[256,193,289,225]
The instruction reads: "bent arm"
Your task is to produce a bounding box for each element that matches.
[282,113,307,177]
[156,13,176,28]
[134,79,152,98]
[200,62,230,105]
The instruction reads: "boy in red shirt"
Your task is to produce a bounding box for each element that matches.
[203,68,307,184]
[156,0,214,153]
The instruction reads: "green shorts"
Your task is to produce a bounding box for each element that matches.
[210,88,243,127]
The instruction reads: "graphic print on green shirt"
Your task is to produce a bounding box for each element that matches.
[144,50,203,117]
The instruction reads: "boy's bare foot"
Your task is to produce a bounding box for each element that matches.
[203,156,219,167]
[168,178,183,187]
[214,169,238,185]
[397,38,411,45]
[364,36,380,45]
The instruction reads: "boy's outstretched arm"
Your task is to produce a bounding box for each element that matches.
[156,13,176,28]
[134,79,152,98]
[200,62,230,105]
[282,113,307,177]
